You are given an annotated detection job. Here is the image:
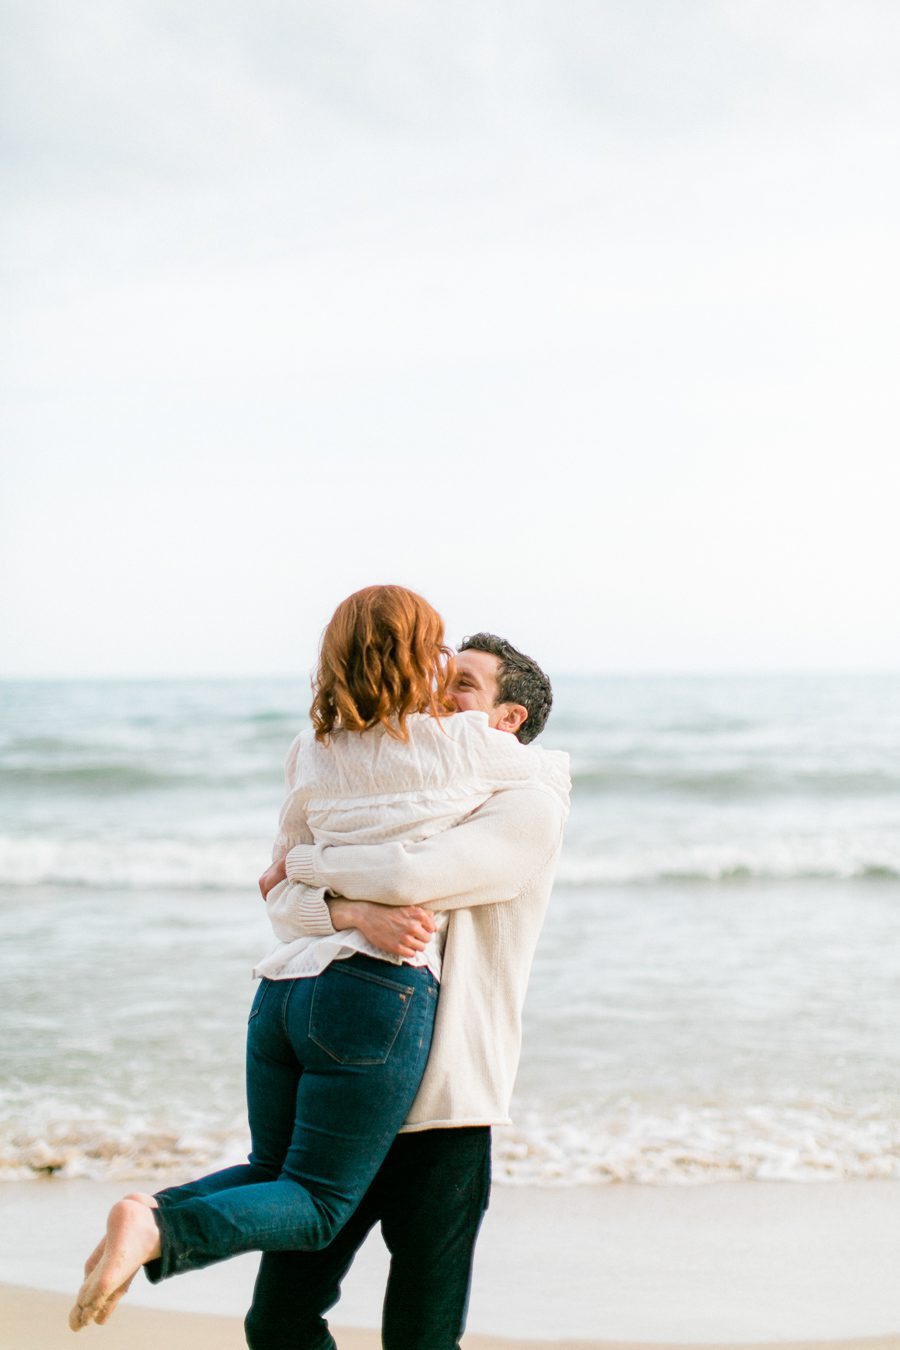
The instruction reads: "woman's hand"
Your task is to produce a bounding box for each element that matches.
[329,900,436,958]
[259,855,288,900]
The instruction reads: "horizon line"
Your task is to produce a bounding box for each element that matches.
[2,668,899,683]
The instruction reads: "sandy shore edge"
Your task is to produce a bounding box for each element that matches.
[6,1179,900,1343]
[3,1284,900,1350]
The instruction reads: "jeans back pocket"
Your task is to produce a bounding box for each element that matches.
[309,962,415,1066]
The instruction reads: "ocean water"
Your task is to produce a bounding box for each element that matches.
[1,674,899,1186]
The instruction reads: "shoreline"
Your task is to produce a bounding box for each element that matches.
[2,1178,900,1345]
[2,1285,900,1350]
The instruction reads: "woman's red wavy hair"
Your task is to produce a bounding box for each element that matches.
[310,586,456,742]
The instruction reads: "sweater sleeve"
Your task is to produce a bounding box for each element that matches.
[285,786,566,912]
[264,879,335,939]
[264,732,324,938]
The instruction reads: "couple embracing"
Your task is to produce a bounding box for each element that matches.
[71,584,571,1349]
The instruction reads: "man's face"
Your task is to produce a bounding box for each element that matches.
[449,648,503,725]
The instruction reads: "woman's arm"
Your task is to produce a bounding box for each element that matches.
[269,732,315,865]
[258,733,322,936]
[327,899,437,956]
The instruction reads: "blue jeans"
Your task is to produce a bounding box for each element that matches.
[244,1126,492,1350]
[147,956,438,1280]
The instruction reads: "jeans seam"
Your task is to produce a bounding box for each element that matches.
[280,979,293,1039]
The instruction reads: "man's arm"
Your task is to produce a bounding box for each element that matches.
[262,786,566,951]
[286,786,565,913]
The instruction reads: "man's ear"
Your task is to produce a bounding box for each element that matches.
[495,703,528,736]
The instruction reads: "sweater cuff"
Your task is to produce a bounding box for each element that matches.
[294,888,336,937]
[285,844,320,887]
[267,882,336,939]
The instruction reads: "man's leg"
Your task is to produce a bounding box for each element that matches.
[379,1127,491,1350]
[244,1189,381,1350]
[244,1127,490,1350]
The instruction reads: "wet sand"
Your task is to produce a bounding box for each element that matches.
[2,1178,900,1346]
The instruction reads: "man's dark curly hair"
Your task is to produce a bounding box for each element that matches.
[458,632,553,744]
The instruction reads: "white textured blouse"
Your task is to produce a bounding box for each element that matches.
[255,710,570,982]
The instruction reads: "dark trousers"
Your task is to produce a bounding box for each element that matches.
[244,1125,492,1350]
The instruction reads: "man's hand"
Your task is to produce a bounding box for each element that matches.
[259,856,287,901]
[329,899,436,958]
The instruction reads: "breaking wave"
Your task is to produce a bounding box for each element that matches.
[496,1103,900,1184]
[1,832,897,891]
[4,1103,900,1186]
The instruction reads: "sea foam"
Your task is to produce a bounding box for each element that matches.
[2,831,899,890]
[3,1103,900,1186]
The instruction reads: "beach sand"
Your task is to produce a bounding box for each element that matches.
[2,1179,899,1348]
[2,1285,899,1350]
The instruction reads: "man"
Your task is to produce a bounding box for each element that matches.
[249,633,569,1350]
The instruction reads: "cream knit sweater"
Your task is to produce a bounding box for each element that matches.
[256,710,569,982]
[265,784,569,1130]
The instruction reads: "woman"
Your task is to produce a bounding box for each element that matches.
[70,585,569,1331]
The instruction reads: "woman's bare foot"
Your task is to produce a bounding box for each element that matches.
[80,1194,155,1289]
[122,1192,158,1208]
[92,1194,159,1325]
[80,1236,133,1326]
[69,1196,161,1331]
[83,1237,106,1278]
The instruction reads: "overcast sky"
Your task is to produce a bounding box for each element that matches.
[2,0,899,677]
